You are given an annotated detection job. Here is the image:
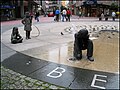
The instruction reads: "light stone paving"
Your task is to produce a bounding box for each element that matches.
[1,18,119,89]
[2,20,119,52]
[2,20,119,71]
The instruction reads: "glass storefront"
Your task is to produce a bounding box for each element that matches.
[0,0,16,21]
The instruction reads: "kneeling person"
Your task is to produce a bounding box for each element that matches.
[11,27,23,44]
[73,29,94,61]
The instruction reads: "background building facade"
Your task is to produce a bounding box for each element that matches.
[0,0,119,21]
[71,0,119,17]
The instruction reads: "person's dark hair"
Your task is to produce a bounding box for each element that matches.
[12,27,18,35]
[78,29,89,38]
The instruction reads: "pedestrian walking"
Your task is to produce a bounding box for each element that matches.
[105,12,109,21]
[22,12,32,39]
[53,9,56,21]
[66,8,71,22]
[62,9,67,22]
[11,27,23,44]
[55,8,60,22]
[112,11,116,21]
[101,13,104,20]
[35,11,40,22]
[78,11,82,19]
[87,13,90,17]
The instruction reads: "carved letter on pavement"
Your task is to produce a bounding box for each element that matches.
[47,67,65,78]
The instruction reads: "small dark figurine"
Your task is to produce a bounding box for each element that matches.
[11,27,23,44]
[61,32,64,35]
[73,29,94,61]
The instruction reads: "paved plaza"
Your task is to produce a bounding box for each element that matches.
[1,16,119,89]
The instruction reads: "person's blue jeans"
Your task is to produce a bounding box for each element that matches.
[35,16,39,22]
[62,14,66,22]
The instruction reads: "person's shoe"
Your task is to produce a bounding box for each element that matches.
[69,57,76,61]
[28,37,31,39]
[87,57,94,61]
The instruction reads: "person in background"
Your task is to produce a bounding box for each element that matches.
[66,8,71,22]
[53,9,56,21]
[35,11,40,22]
[112,11,116,21]
[105,12,109,21]
[22,12,32,39]
[101,12,104,20]
[55,8,60,22]
[78,11,82,19]
[88,13,90,17]
[62,8,67,22]
[11,27,23,44]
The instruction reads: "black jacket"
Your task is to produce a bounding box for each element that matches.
[74,29,89,50]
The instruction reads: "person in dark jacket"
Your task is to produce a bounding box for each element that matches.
[55,8,60,22]
[73,29,94,61]
[35,11,40,22]
[11,27,23,44]
[66,8,71,22]
[22,12,32,39]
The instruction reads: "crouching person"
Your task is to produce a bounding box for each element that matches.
[11,27,23,44]
[73,29,94,61]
